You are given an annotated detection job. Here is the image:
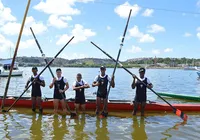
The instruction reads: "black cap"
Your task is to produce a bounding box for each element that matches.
[56,68,62,72]
[32,67,38,70]
[139,67,145,73]
[100,66,106,70]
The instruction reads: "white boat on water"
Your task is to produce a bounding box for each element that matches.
[0,59,23,77]
[184,66,199,70]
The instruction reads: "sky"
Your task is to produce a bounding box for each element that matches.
[1,0,200,61]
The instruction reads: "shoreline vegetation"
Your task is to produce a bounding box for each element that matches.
[0,56,200,69]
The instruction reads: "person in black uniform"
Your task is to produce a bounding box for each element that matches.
[72,73,90,113]
[132,67,153,116]
[25,67,45,113]
[49,68,69,114]
[92,66,115,116]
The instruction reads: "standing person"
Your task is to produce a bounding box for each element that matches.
[132,67,153,116]
[72,73,90,113]
[25,67,45,113]
[92,66,115,117]
[49,68,69,114]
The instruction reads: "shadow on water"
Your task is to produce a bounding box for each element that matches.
[132,117,147,140]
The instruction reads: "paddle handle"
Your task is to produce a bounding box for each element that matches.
[107,9,132,97]
[30,27,55,78]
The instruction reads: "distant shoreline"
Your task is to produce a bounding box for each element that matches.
[19,65,186,70]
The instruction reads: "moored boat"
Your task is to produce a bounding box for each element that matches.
[0,59,23,77]
[1,96,200,112]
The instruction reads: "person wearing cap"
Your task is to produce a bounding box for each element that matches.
[25,67,45,113]
[132,67,153,116]
[49,68,69,114]
[72,73,90,113]
[92,66,115,117]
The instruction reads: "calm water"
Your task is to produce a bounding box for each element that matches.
[0,67,200,139]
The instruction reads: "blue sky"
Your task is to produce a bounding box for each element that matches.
[1,0,200,61]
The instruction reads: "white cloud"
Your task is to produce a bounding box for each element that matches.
[129,25,143,38]
[48,15,72,28]
[33,0,94,16]
[164,48,173,53]
[147,24,165,33]
[61,52,88,60]
[34,0,80,15]
[61,16,72,21]
[183,32,192,37]
[114,2,141,18]
[0,34,14,52]
[0,22,21,35]
[197,27,200,32]
[129,25,155,43]
[76,0,94,3]
[142,9,154,17]
[19,39,35,49]
[139,34,155,43]
[127,46,142,53]
[106,26,111,30]
[56,24,96,45]
[0,16,47,36]
[197,0,200,7]
[0,0,16,25]
[197,32,200,39]
[152,49,160,55]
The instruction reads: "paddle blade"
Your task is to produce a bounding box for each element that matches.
[2,110,7,113]
[175,109,188,121]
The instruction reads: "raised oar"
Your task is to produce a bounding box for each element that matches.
[30,27,77,117]
[1,0,32,110]
[91,42,188,121]
[107,9,132,97]
[2,36,74,112]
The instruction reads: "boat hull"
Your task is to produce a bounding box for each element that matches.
[0,70,23,77]
[1,96,200,112]
[158,92,200,101]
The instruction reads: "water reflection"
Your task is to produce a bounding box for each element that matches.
[73,114,89,140]
[2,114,11,140]
[30,114,43,139]
[52,115,68,140]
[132,117,147,140]
[162,121,187,139]
[95,118,109,140]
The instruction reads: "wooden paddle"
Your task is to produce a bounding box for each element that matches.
[30,27,77,117]
[91,42,188,121]
[101,9,132,118]
[2,36,74,113]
